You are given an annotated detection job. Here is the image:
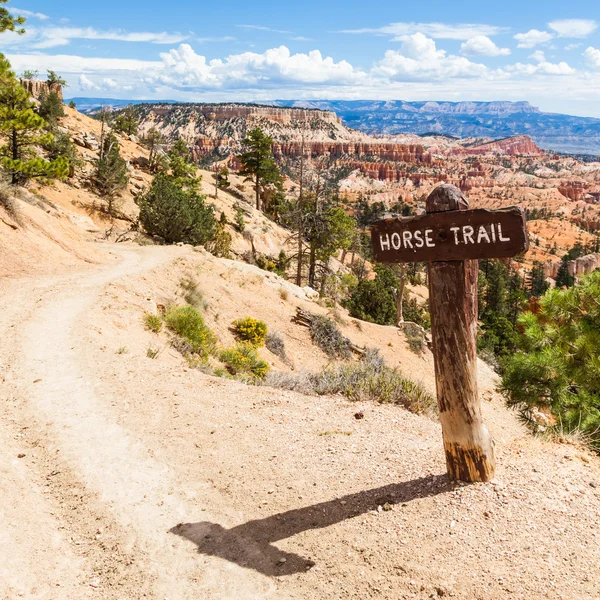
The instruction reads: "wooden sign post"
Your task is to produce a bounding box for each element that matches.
[371,184,528,482]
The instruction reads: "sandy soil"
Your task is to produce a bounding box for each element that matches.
[1,242,599,600]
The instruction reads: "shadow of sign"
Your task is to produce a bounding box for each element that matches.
[171,474,453,576]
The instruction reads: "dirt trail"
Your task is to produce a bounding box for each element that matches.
[0,245,281,600]
[1,244,599,600]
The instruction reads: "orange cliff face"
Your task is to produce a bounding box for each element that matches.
[197,104,342,125]
[452,135,544,157]
[270,141,431,162]
[19,79,64,101]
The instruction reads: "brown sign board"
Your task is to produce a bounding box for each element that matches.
[371,206,528,263]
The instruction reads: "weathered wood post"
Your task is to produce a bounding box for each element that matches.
[370,183,528,483]
[426,185,495,482]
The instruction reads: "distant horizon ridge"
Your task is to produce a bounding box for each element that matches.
[66,97,600,156]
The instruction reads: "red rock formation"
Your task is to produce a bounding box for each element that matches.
[558,180,589,202]
[453,136,543,157]
[271,141,432,163]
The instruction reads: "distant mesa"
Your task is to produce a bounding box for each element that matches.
[68,98,600,156]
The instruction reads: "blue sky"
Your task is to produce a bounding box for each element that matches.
[2,0,600,116]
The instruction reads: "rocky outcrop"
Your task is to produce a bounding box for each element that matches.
[558,180,589,202]
[20,79,63,101]
[572,253,600,276]
[543,253,600,279]
[455,136,543,157]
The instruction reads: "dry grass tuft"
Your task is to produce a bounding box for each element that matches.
[262,349,436,417]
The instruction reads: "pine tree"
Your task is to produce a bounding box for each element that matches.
[502,271,600,447]
[529,261,549,297]
[144,127,165,172]
[477,259,525,361]
[209,212,232,258]
[216,166,230,191]
[93,133,128,215]
[113,104,138,136]
[38,91,64,126]
[303,196,355,289]
[46,70,67,87]
[346,264,429,329]
[238,127,279,211]
[136,173,216,245]
[555,258,575,288]
[0,0,25,34]
[0,56,69,184]
[167,139,200,189]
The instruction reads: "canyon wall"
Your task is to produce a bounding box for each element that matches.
[271,141,431,162]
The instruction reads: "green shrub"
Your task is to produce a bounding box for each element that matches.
[137,173,216,245]
[232,316,268,346]
[165,305,216,358]
[144,313,162,333]
[309,314,352,360]
[265,331,287,362]
[403,322,426,354]
[180,277,207,309]
[345,268,397,325]
[234,206,245,232]
[220,342,269,379]
[146,344,161,359]
[262,349,435,416]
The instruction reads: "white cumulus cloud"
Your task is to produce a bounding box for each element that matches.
[528,50,546,62]
[460,36,510,57]
[78,74,99,91]
[154,44,363,89]
[513,29,554,48]
[505,60,575,76]
[373,33,488,80]
[583,47,600,69]
[102,78,119,89]
[548,19,597,38]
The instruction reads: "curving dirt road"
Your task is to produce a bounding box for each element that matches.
[0,245,280,600]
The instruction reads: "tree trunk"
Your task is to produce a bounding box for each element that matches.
[255,173,260,211]
[308,243,317,289]
[426,185,496,482]
[295,134,305,287]
[392,266,407,325]
[392,286,403,325]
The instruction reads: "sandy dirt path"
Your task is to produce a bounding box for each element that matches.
[0,245,282,600]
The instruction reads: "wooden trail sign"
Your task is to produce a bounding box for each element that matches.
[371,207,528,264]
[371,184,529,483]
